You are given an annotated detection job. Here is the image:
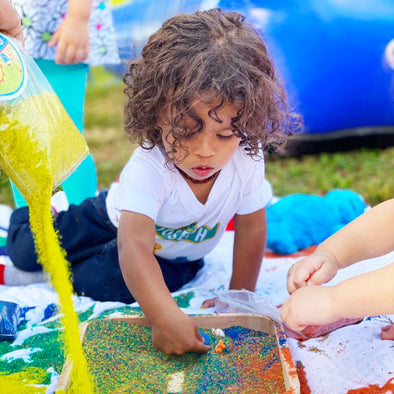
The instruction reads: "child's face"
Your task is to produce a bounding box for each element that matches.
[161,97,241,181]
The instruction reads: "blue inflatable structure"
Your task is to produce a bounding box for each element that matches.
[109,0,394,153]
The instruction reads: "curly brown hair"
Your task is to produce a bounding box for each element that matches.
[124,8,300,158]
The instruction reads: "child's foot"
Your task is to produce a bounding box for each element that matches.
[380,324,394,340]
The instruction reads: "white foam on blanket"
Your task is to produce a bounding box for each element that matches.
[0,230,393,393]
[1,347,42,363]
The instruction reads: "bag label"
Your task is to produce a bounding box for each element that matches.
[0,33,26,100]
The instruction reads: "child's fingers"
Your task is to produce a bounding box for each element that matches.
[192,338,211,353]
[201,297,216,308]
[63,45,79,64]
[67,46,77,64]
[287,265,315,294]
[280,301,307,332]
[287,254,335,293]
[48,31,59,47]
[74,47,86,63]
[196,328,204,342]
[286,271,297,294]
[194,327,210,352]
[76,47,89,63]
[307,262,336,286]
[55,41,66,64]
[380,324,394,340]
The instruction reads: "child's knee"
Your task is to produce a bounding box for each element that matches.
[6,207,40,271]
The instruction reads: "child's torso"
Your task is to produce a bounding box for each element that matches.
[106,146,272,262]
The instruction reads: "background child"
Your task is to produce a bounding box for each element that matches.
[10,0,119,207]
[5,8,298,354]
[282,198,394,340]
[0,0,23,43]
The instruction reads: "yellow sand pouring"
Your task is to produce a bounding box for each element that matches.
[0,34,92,392]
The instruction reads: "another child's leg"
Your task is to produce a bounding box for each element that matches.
[10,60,97,208]
[37,60,98,205]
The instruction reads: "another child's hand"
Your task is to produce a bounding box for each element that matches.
[0,0,24,44]
[201,298,216,309]
[151,310,210,355]
[287,251,339,294]
[380,324,394,340]
[281,285,339,331]
[48,15,89,64]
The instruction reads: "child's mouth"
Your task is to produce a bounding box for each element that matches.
[192,167,214,178]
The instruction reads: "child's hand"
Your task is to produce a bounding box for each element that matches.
[380,324,394,340]
[201,298,216,309]
[0,0,24,44]
[48,15,89,64]
[151,310,211,355]
[287,251,339,294]
[281,285,339,331]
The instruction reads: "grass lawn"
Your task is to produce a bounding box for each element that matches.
[0,66,393,207]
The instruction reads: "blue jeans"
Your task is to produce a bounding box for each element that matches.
[6,191,204,303]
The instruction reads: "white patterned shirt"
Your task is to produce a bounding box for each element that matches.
[11,0,120,65]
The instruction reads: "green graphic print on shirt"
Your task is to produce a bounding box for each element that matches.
[155,222,220,243]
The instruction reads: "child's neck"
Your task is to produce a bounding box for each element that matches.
[176,166,220,205]
[175,166,219,184]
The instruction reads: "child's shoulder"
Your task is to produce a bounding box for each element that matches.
[232,147,266,174]
[124,146,175,180]
[129,146,166,166]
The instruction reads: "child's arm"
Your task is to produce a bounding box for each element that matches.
[230,208,267,290]
[118,211,210,355]
[48,0,92,64]
[283,199,394,331]
[317,198,394,269]
[287,199,394,294]
[0,0,24,44]
[281,262,394,331]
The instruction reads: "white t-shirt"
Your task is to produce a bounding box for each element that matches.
[106,146,272,262]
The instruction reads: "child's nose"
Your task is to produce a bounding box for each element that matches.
[192,133,215,157]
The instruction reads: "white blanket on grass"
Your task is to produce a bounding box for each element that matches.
[0,231,393,393]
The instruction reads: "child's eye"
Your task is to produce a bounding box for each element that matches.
[217,133,234,139]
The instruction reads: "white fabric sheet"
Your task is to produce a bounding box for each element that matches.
[0,231,393,393]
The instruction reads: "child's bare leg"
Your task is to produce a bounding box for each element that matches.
[380,324,394,340]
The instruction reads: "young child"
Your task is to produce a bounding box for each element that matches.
[5,8,298,354]
[10,0,120,207]
[0,0,23,43]
[282,198,394,340]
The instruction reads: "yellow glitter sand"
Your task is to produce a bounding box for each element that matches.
[0,368,46,393]
[0,93,88,199]
[0,93,92,392]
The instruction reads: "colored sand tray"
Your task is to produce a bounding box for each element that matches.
[57,314,300,393]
